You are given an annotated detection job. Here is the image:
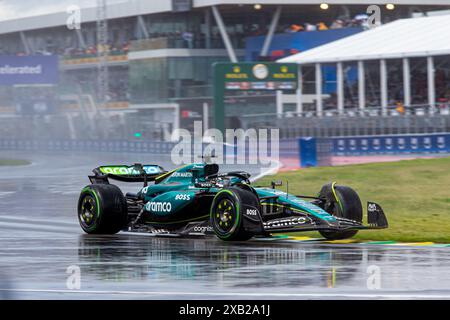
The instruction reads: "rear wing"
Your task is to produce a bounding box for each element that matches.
[89,164,167,184]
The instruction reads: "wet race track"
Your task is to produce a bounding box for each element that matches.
[1,151,450,299]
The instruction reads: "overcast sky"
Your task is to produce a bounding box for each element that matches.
[0,0,128,21]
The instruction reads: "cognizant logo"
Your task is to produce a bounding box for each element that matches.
[145,201,172,213]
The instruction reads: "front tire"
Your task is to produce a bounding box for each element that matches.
[78,184,128,234]
[318,184,363,240]
[210,188,257,241]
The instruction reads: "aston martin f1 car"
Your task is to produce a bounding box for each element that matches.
[77,162,388,241]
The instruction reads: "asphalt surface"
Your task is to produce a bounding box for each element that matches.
[1,151,450,299]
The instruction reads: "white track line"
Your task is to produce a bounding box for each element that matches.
[0,221,79,233]
[0,288,449,299]
[0,216,78,227]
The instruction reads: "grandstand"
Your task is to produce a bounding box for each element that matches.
[0,1,449,141]
[275,13,450,138]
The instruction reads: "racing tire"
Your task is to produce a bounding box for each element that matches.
[318,184,363,240]
[210,187,257,241]
[78,184,128,234]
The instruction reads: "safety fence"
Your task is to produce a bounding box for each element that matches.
[242,113,450,138]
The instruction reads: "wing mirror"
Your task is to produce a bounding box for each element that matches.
[133,163,148,187]
[271,180,282,189]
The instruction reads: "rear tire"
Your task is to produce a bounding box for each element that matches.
[210,188,256,241]
[78,184,128,234]
[319,184,363,240]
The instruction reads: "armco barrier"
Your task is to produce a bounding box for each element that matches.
[333,133,450,156]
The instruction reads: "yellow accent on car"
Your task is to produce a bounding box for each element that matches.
[155,164,190,182]
[331,182,344,213]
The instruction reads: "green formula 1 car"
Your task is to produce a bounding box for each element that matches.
[77,162,388,241]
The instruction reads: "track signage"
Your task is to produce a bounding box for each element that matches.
[0,55,58,85]
[213,62,298,132]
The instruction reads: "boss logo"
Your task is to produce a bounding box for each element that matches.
[175,194,191,201]
[246,209,258,216]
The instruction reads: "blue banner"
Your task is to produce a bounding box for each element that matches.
[245,28,363,61]
[0,55,58,85]
[333,134,450,156]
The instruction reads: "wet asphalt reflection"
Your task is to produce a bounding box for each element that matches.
[0,151,449,299]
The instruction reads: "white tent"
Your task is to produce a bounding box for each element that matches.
[278,15,450,116]
[279,14,450,64]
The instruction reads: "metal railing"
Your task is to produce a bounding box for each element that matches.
[0,112,171,142]
[240,105,450,138]
[1,104,449,143]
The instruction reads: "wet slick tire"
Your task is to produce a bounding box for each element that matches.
[319,184,363,240]
[78,184,127,234]
[210,188,257,241]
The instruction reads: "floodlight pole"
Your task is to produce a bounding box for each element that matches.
[358,60,366,111]
[315,63,323,117]
[427,56,436,109]
[296,66,303,115]
[276,90,283,118]
[380,59,388,116]
[203,102,209,131]
[403,58,411,107]
[337,62,344,115]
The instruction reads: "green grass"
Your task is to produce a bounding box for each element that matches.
[257,157,450,243]
[0,159,31,166]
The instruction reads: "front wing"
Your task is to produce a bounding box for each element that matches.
[244,202,388,234]
[123,202,388,238]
